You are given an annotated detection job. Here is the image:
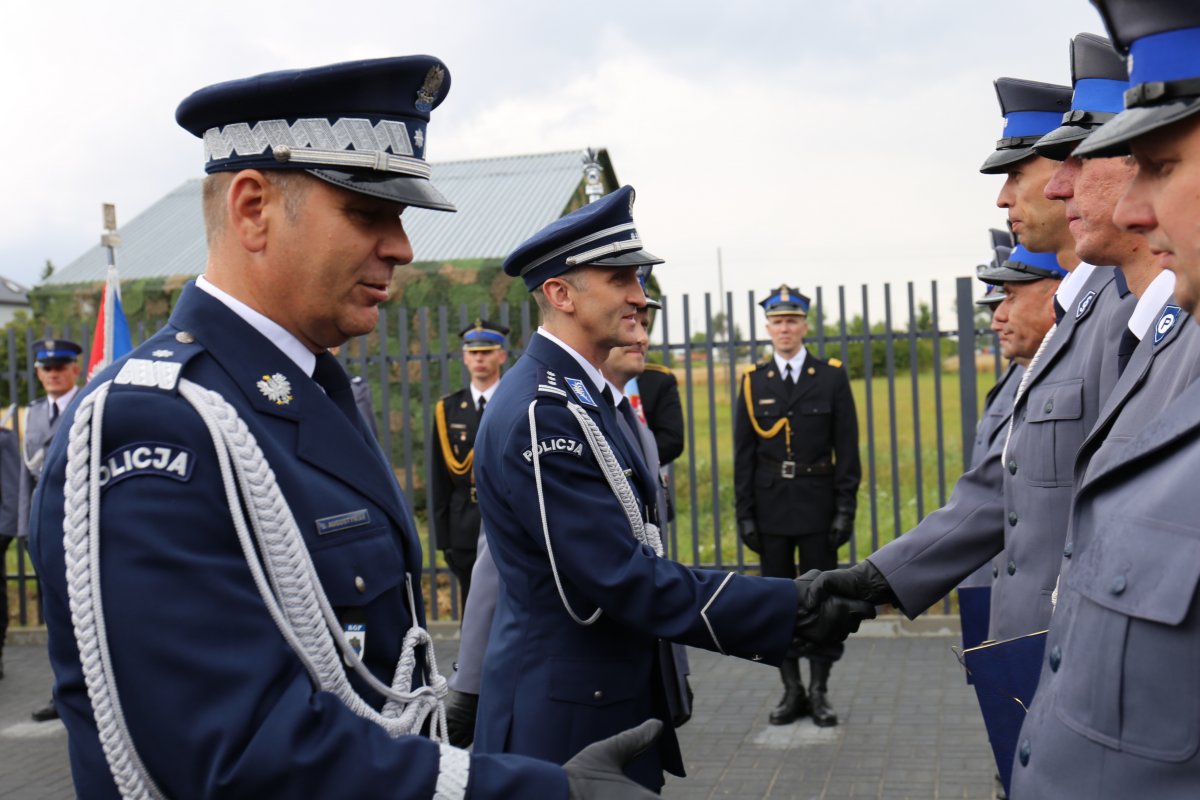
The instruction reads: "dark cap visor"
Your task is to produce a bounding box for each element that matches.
[980,145,1038,174]
[307,168,456,212]
[1074,96,1200,158]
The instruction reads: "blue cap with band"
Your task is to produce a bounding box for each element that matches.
[33,338,82,367]
[504,185,664,291]
[760,285,811,316]
[1076,0,1200,157]
[460,319,510,351]
[176,55,456,212]
[980,78,1073,174]
[1035,33,1129,160]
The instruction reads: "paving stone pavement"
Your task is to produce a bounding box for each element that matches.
[0,625,996,799]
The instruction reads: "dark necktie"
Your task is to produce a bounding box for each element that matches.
[49,402,58,424]
[1116,328,1139,376]
[312,353,363,432]
[784,363,794,384]
[478,395,487,416]
[1054,297,1066,324]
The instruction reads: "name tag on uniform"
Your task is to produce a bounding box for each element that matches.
[315,509,371,536]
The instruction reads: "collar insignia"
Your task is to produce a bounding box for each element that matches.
[257,373,293,405]
[1076,290,1097,319]
[564,376,597,407]
[1155,305,1181,345]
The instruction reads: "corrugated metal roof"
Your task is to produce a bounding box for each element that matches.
[46,149,602,286]
[0,275,30,306]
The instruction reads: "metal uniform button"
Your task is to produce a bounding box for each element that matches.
[1049,645,1061,672]
[1019,739,1031,766]
[1044,399,1054,414]
[593,690,604,702]
[1008,511,1019,526]
[175,331,195,344]
[1008,460,1017,475]
[354,576,366,593]
[1111,574,1127,595]
[1063,542,1073,559]
[1007,560,1017,576]
[992,565,999,579]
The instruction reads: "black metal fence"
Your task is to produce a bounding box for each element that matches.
[3,277,997,626]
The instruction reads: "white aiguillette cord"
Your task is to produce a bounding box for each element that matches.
[527,398,663,626]
[64,378,467,799]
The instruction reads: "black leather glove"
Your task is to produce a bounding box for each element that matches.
[445,689,478,748]
[810,559,898,607]
[828,510,855,550]
[564,719,663,799]
[791,569,877,650]
[738,519,761,554]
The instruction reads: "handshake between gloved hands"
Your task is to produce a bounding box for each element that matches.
[790,560,898,653]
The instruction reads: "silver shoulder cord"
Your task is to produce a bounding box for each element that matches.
[527,398,663,626]
[63,379,469,800]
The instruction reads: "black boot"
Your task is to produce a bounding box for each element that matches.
[808,659,838,727]
[31,697,59,723]
[768,658,810,725]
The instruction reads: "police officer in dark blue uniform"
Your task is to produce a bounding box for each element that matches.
[29,56,675,800]
[471,186,875,793]
[430,321,509,603]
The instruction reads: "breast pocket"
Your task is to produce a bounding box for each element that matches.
[310,524,405,608]
[1057,516,1200,761]
[1021,379,1084,486]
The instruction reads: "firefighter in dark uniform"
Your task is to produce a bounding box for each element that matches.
[633,363,683,468]
[430,320,509,603]
[735,285,862,727]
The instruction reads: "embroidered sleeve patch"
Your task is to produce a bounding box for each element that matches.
[522,437,585,462]
[98,443,195,490]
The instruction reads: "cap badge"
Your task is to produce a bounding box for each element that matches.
[43,339,54,349]
[415,65,446,112]
[781,288,790,303]
[257,373,293,405]
[1155,305,1181,345]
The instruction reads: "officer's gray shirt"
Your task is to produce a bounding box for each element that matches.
[1011,366,1200,798]
[871,267,1134,639]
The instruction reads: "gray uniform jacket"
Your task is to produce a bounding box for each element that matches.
[960,363,1023,590]
[1010,332,1200,798]
[871,267,1133,639]
[18,397,65,540]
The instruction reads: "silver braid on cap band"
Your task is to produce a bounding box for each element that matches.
[64,379,467,798]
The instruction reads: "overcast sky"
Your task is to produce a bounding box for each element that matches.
[0,1,1105,329]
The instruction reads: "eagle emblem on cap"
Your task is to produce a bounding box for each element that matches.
[44,339,54,349]
[415,65,446,112]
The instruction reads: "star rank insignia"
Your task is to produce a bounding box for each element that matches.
[257,373,293,405]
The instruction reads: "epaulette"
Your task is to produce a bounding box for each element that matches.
[536,367,570,402]
[643,362,673,375]
[109,328,206,396]
[828,358,843,369]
